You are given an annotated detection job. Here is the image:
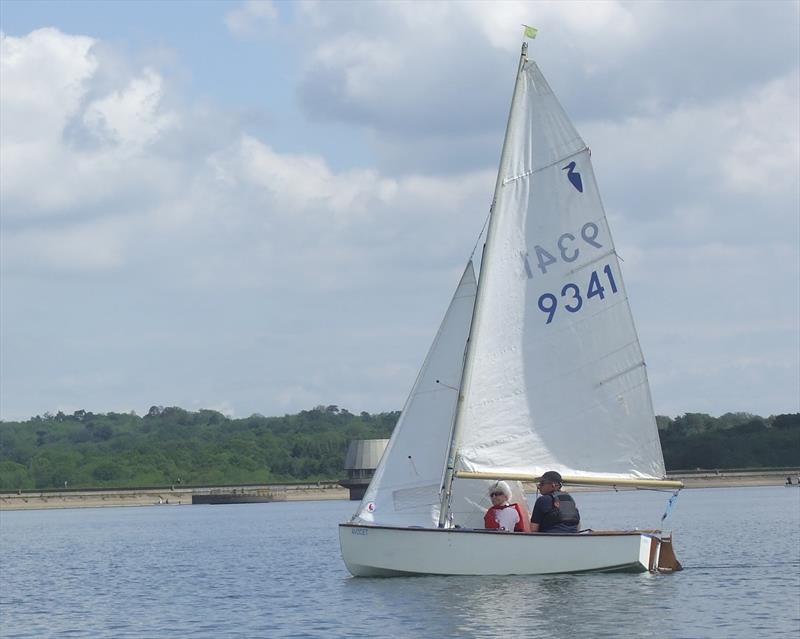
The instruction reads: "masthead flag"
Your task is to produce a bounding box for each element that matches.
[523,25,538,39]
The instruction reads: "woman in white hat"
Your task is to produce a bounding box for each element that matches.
[483,481,527,532]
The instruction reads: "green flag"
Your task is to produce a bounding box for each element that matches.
[523,25,538,39]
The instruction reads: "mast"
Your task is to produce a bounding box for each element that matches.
[437,42,529,527]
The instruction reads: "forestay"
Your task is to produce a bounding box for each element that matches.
[454,61,665,482]
[354,263,490,527]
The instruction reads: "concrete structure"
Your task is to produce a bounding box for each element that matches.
[339,439,389,500]
[192,488,275,505]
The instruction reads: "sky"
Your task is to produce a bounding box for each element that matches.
[1,0,798,422]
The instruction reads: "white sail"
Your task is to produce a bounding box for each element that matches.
[455,60,665,481]
[353,262,480,527]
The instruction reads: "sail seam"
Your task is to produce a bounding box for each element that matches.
[567,249,618,275]
[502,146,588,185]
[413,388,457,396]
[595,363,646,387]
[525,296,632,347]
[525,337,643,393]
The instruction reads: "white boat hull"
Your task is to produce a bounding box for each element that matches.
[339,524,677,577]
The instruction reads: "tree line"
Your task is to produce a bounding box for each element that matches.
[0,407,797,490]
[656,412,798,471]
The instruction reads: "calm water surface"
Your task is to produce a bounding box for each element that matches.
[1,487,798,638]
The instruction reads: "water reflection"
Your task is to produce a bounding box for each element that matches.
[344,572,671,638]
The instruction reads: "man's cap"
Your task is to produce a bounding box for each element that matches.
[539,470,563,484]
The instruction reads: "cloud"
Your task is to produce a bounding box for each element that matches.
[0,29,183,222]
[275,0,800,183]
[0,26,494,422]
[0,27,97,144]
[225,0,279,39]
[3,219,128,271]
[292,1,799,132]
[1,27,492,280]
[1,7,798,421]
[585,69,799,229]
[221,136,396,220]
[720,75,800,196]
[83,68,178,150]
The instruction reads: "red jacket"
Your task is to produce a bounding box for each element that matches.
[484,503,525,531]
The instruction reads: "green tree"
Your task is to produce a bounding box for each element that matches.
[0,461,33,490]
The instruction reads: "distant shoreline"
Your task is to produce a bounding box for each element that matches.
[0,482,348,511]
[2,470,798,511]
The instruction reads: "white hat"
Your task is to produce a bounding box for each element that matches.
[489,480,511,498]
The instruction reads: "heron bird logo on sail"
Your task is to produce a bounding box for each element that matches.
[562,161,583,192]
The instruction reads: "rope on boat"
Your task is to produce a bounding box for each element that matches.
[469,211,491,261]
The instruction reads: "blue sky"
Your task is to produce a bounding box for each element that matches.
[1,0,798,421]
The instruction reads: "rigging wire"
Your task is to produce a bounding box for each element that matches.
[469,210,491,261]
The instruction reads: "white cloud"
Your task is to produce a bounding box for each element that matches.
[83,68,178,150]
[2,218,128,271]
[1,27,491,287]
[225,0,278,38]
[584,69,799,229]
[464,0,638,54]
[292,0,799,159]
[229,136,396,220]
[1,6,798,421]
[721,75,800,195]
[1,29,182,219]
[0,28,97,143]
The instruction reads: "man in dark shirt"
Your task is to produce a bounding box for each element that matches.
[530,470,580,533]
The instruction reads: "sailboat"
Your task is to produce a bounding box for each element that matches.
[339,42,683,576]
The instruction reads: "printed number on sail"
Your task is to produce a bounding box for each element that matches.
[524,222,602,277]
[538,265,618,324]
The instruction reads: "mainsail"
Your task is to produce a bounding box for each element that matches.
[353,263,482,527]
[454,60,665,482]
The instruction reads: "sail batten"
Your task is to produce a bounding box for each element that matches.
[503,145,589,185]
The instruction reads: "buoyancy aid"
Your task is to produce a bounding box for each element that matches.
[539,491,580,531]
[484,503,525,531]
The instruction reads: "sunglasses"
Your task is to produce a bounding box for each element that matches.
[490,491,506,497]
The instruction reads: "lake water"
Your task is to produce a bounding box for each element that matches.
[1,487,798,638]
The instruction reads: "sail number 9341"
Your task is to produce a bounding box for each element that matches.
[538,265,618,324]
